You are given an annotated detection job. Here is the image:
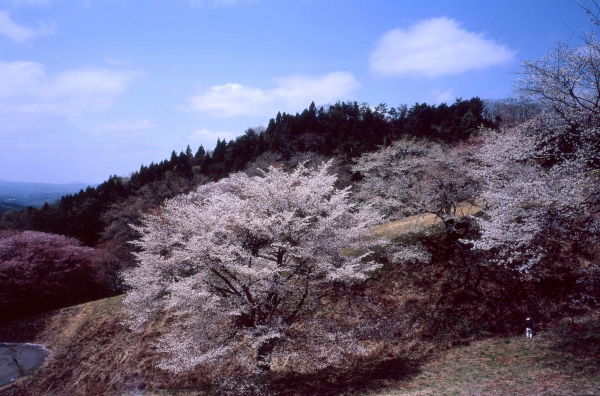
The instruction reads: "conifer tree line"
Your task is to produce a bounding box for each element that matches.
[0,97,493,248]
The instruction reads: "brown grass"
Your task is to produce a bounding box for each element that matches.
[1,296,599,395]
[0,296,204,395]
[364,317,600,396]
[371,202,482,240]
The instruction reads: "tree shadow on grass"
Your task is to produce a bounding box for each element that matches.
[547,317,600,376]
[262,355,422,396]
[0,313,49,343]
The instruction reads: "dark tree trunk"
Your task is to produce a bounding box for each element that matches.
[255,337,278,371]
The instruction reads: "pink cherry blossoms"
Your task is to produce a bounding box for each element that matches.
[123,161,385,373]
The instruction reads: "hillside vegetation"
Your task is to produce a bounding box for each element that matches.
[0,202,25,216]
[0,98,492,247]
[1,295,599,395]
[2,5,600,394]
[0,97,500,328]
[0,91,597,393]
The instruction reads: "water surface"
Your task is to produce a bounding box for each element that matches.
[0,343,50,387]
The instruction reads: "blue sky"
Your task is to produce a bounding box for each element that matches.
[0,0,591,183]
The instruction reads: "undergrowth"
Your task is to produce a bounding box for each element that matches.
[0,229,597,395]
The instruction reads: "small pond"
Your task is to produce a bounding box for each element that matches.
[0,343,51,387]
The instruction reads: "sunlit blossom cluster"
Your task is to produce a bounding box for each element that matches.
[465,126,589,271]
[468,32,600,272]
[123,161,385,373]
[352,138,479,223]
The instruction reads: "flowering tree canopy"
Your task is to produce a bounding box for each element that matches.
[0,231,100,322]
[517,34,600,172]
[465,126,592,272]
[123,161,383,373]
[352,138,479,233]
[467,22,600,273]
[351,138,482,268]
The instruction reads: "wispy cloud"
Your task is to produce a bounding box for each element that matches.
[0,61,138,118]
[188,128,234,143]
[97,120,157,132]
[187,71,360,117]
[429,88,454,104]
[370,17,516,78]
[0,10,53,42]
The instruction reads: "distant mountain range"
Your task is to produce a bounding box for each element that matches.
[0,179,97,210]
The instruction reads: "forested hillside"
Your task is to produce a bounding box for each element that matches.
[0,49,599,396]
[0,201,25,215]
[2,1,600,395]
[0,97,492,248]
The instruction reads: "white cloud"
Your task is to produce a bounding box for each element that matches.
[0,10,53,42]
[189,84,271,117]
[429,88,454,104]
[370,17,516,78]
[188,71,360,117]
[0,60,138,118]
[98,120,157,131]
[188,128,234,143]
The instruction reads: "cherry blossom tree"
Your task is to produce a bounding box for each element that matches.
[0,231,101,322]
[467,8,600,275]
[123,161,384,373]
[465,126,592,273]
[518,39,600,120]
[352,138,480,238]
[516,31,600,172]
[350,138,483,271]
[466,10,599,275]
